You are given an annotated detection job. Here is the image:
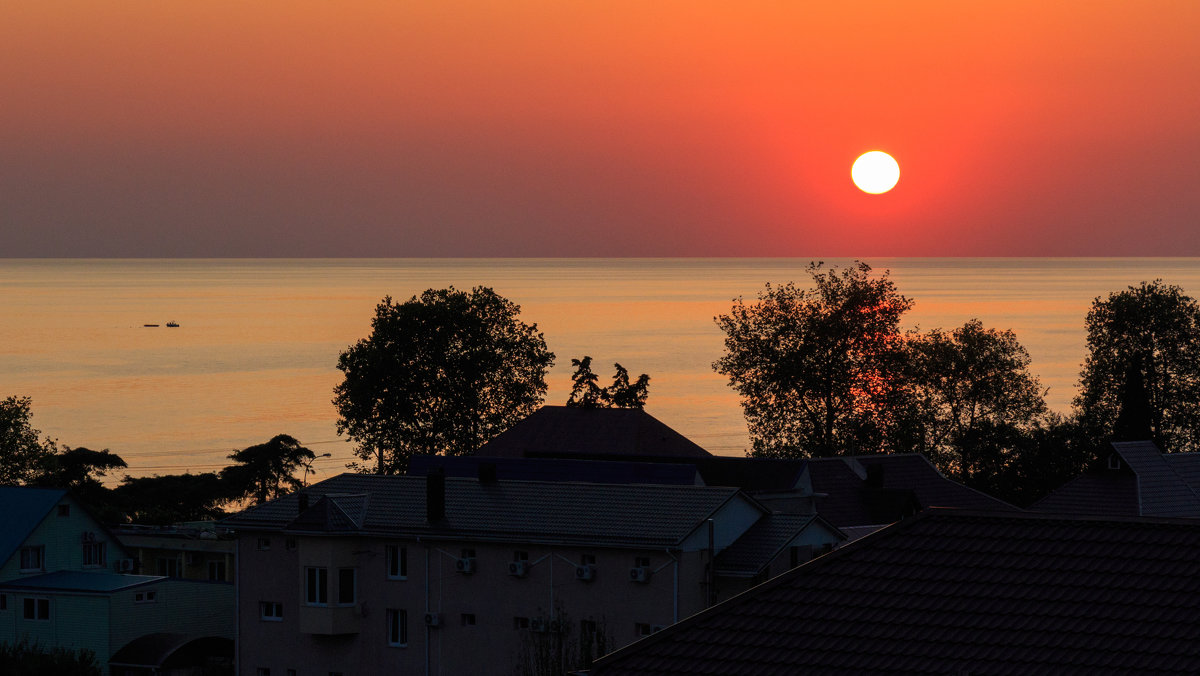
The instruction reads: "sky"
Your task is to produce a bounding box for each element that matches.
[3,1,1199,258]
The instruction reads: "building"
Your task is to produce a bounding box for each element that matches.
[592,509,1200,675]
[222,471,843,675]
[112,522,236,582]
[1034,440,1200,518]
[0,487,233,675]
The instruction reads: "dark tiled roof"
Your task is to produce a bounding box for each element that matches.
[1035,442,1200,518]
[1030,473,1140,516]
[407,455,702,486]
[1113,441,1200,517]
[593,510,1200,675]
[478,406,712,459]
[0,487,67,566]
[692,458,808,492]
[1164,452,1200,487]
[713,513,826,576]
[0,571,164,593]
[806,454,1015,527]
[224,474,746,548]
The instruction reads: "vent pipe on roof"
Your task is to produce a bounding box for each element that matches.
[427,468,446,523]
[478,462,498,484]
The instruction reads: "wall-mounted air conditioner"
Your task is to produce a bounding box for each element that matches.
[508,561,528,578]
[575,564,595,581]
[629,566,651,583]
[424,612,442,627]
[455,557,476,574]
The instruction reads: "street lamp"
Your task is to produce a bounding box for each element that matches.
[302,452,332,488]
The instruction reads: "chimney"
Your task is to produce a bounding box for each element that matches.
[298,493,309,513]
[427,468,446,523]
[478,462,498,484]
[865,464,884,489]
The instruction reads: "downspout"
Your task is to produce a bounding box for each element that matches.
[672,551,679,623]
[706,519,715,607]
[424,543,431,676]
[234,537,240,676]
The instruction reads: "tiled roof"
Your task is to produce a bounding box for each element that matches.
[1112,441,1200,517]
[224,474,747,548]
[1030,473,1140,516]
[0,571,164,593]
[478,406,712,459]
[0,487,68,568]
[407,455,702,486]
[806,454,1015,527]
[1035,442,1200,518]
[691,458,808,492]
[713,513,825,576]
[593,510,1200,675]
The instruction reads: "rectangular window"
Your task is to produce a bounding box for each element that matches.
[260,601,283,621]
[82,542,107,567]
[257,537,271,551]
[256,669,270,676]
[134,591,157,603]
[287,671,296,676]
[305,567,328,605]
[0,594,6,611]
[635,622,652,637]
[513,616,529,630]
[208,560,227,581]
[337,568,356,605]
[57,504,70,517]
[386,608,408,647]
[580,553,596,566]
[22,597,50,621]
[634,556,650,568]
[513,550,529,562]
[461,613,476,626]
[157,557,180,578]
[19,546,45,572]
[386,545,408,579]
[285,538,297,551]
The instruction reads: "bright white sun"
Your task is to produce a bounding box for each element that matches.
[851,151,900,194]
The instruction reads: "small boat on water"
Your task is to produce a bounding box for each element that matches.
[166,321,180,328]
[144,324,159,327]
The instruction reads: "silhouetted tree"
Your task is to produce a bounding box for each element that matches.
[714,262,914,457]
[0,396,57,485]
[113,473,229,524]
[33,446,128,523]
[334,287,555,474]
[567,358,651,409]
[1074,280,1200,452]
[904,320,1047,482]
[0,638,100,676]
[221,434,314,505]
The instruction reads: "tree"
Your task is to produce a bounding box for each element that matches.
[113,473,230,525]
[566,357,651,409]
[903,320,1047,482]
[221,434,314,505]
[713,262,914,457]
[1074,280,1200,452]
[334,287,555,474]
[0,396,57,486]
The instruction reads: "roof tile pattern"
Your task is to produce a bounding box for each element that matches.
[1112,441,1200,517]
[593,510,1200,675]
[713,513,818,576]
[477,406,711,458]
[225,474,743,548]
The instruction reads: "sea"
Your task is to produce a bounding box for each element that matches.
[3,258,1199,485]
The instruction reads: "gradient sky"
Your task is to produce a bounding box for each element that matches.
[3,1,1199,257]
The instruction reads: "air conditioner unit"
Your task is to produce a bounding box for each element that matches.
[508,561,528,578]
[575,564,595,582]
[424,613,442,627]
[455,557,476,574]
[629,566,651,583]
[530,618,548,633]
[81,531,96,543]
[116,558,135,573]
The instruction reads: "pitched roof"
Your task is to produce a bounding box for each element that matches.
[1030,473,1141,516]
[407,455,702,486]
[713,513,830,577]
[0,486,68,567]
[593,510,1200,675]
[691,458,808,492]
[1034,442,1200,518]
[805,454,1015,527]
[224,474,748,549]
[0,570,164,593]
[477,406,712,459]
[1113,441,1200,517]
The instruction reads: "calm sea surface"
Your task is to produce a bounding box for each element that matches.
[3,258,1199,484]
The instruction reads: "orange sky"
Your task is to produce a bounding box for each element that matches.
[3,1,1198,256]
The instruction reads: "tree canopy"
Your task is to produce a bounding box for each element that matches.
[334,287,555,474]
[1074,280,1200,452]
[714,262,914,457]
[0,395,57,486]
[221,434,315,505]
[566,357,650,409]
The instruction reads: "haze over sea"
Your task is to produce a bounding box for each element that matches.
[3,258,1198,484]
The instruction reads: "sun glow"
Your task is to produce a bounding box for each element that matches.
[852,151,900,194]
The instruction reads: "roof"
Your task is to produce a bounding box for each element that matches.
[0,486,68,567]
[691,457,808,492]
[805,454,1016,527]
[0,570,164,593]
[110,634,233,669]
[407,455,702,486]
[713,513,828,577]
[593,509,1200,675]
[1033,442,1200,518]
[224,474,748,549]
[477,406,712,459]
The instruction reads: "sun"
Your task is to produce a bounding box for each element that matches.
[851,151,900,194]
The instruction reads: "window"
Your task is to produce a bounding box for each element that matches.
[513,616,530,630]
[386,608,408,647]
[789,546,808,568]
[460,613,476,626]
[256,669,270,676]
[305,567,328,605]
[260,601,283,621]
[386,545,408,579]
[208,560,227,581]
[19,546,45,572]
[635,622,652,637]
[285,538,297,551]
[157,557,180,578]
[57,504,70,517]
[461,548,476,559]
[22,597,50,621]
[83,542,107,567]
[634,556,650,568]
[337,568,356,605]
[0,594,6,611]
[134,591,157,603]
[513,550,529,562]
[257,538,272,551]
[580,553,596,566]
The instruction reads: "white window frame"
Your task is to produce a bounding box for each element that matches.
[19,546,45,572]
[208,559,227,581]
[386,608,408,647]
[260,601,284,621]
[22,597,50,621]
[305,567,328,606]
[82,541,107,568]
[134,590,158,603]
[386,545,408,580]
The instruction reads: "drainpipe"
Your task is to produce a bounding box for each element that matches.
[672,551,679,623]
[706,519,715,607]
[424,544,431,676]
